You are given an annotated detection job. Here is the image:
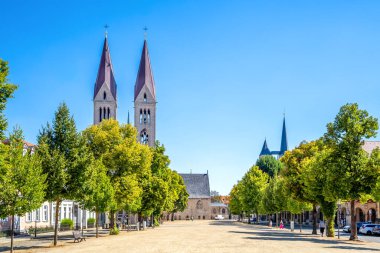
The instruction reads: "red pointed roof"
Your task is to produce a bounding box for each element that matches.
[94,37,117,100]
[134,40,156,100]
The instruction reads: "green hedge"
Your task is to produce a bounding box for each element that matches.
[28,226,54,235]
[60,218,73,230]
[109,227,119,235]
[87,217,96,225]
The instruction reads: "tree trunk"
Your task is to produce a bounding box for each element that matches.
[96,210,99,238]
[276,213,279,228]
[110,210,115,229]
[299,213,302,232]
[312,204,317,235]
[10,214,14,253]
[327,216,335,237]
[54,199,60,246]
[349,200,358,240]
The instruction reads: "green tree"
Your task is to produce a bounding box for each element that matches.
[80,157,114,238]
[281,140,324,234]
[82,120,150,228]
[240,166,268,222]
[37,103,81,246]
[229,182,244,219]
[0,128,46,253]
[256,155,282,178]
[323,103,380,240]
[0,59,17,139]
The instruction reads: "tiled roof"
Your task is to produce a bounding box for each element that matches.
[94,37,117,100]
[134,40,156,100]
[362,141,380,154]
[179,173,210,199]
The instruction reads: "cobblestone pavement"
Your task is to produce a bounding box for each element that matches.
[1,220,380,253]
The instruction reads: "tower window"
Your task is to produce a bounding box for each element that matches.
[140,130,149,144]
[140,109,143,124]
[144,93,147,102]
[99,107,102,122]
[148,109,151,124]
[107,108,110,119]
[103,92,107,100]
[103,107,106,120]
[143,109,147,124]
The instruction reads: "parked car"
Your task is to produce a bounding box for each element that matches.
[359,224,377,235]
[342,225,351,233]
[215,215,224,220]
[356,222,371,232]
[372,225,380,235]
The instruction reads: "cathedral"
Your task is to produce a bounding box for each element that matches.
[93,33,156,146]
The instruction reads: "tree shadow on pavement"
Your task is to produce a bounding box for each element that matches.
[229,230,380,252]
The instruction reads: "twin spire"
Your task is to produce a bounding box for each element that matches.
[93,35,156,104]
[259,117,288,157]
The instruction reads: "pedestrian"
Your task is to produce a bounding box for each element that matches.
[269,219,272,227]
[280,219,284,229]
[319,220,326,237]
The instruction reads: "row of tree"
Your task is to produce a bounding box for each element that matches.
[230,103,380,241]
[0,59,189,252]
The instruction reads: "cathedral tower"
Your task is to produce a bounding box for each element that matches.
[93,35,117,125]
[134,39,156,146]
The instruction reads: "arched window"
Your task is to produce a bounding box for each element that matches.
[140,130,149,144]
[140,109,143,124]
[107,108,110,119]
[103,107,106,120]
[147,109,151,124]
[103,91,107,100]
[99,107,102,122]
[143,109,147,124]
[196,200,203,209]
[222,208,226,214]
[144,93,147,102]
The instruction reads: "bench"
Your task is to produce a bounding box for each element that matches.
[73,231,86,243]
[126,224,138,231]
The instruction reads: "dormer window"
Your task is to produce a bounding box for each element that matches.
[144,93,147,102]
[103,92,107,100]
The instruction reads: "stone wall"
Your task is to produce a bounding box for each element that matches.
[174,198,211,220]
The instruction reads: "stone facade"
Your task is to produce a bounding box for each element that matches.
[175,198,212,220]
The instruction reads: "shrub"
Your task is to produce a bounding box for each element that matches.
[109,227,119,235]
[28,226,54,235]
[87,217,96,225]
[60,218,73,230]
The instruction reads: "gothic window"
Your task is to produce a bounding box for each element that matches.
[107,108,110,119]
[99,107,102,122]
[103,107,106,120]
[143,109,147,124]
[222,208,226,214]
[140,109,143,124]
[144,93,147,102]
[196,200,203,209]
[140,130,149,145]
[103,91,107,100]
[147,109,151,124]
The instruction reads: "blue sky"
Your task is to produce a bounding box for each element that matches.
[2,0,380,195]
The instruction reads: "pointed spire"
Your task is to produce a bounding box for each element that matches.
[259,139,271,156]
[280,116,288,155]
[94,37,117,100]
[134,40,156,100]
[127,111,130,124]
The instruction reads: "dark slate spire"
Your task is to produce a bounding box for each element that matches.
[94,37,117,100]
[127,111,130,124]
[134,40,156,100]
[280,117,288,155]
[260,139,272,156]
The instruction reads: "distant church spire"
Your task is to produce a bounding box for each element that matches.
[259,138,271,156]
[280,116,288,156]
[127,111,130,124]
